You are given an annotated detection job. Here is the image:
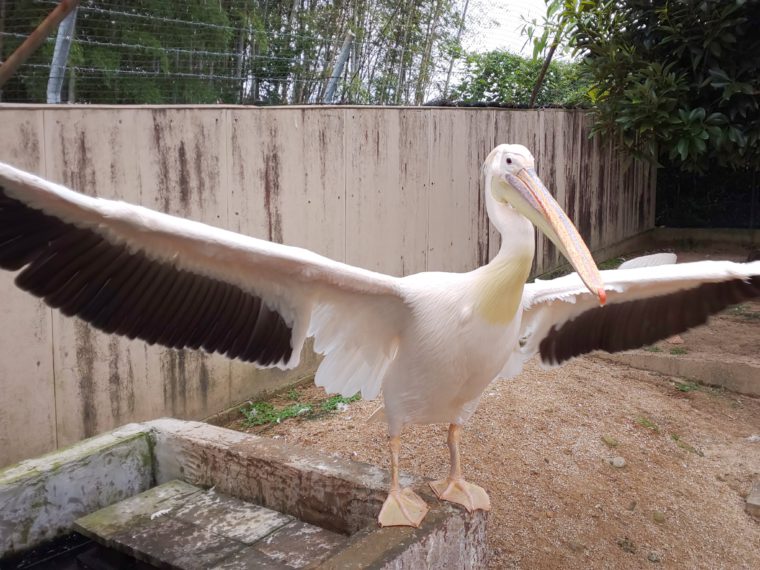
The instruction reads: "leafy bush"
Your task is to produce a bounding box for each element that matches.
[566,0,760,171]
[451,50,590,106]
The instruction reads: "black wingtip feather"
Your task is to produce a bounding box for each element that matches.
[540,276,760,365]
[0,184,293,367]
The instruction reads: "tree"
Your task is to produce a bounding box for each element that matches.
[562,0,760,171]
[1,0,465,106]
[450,50,590,106]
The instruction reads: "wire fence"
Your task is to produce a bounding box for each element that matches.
[0,0,547,105]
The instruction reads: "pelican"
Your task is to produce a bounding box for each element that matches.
[0,145,758,528]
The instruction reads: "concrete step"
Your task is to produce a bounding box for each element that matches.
[74,480,349,569]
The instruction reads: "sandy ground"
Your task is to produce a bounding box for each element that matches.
[225,251,760,569]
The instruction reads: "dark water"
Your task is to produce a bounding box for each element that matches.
[0,534,151,570]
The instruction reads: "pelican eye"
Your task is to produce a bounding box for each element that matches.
[506,157,513,165]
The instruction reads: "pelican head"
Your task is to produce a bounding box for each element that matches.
[485,144,606,305]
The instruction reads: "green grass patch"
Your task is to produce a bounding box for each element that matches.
[644,345,662,353]
[669,346,688,356]
[601,435,619,448]
[727,303,760,320]
[670,434,704,456]
[535,255,624,281]
[674,380,699,392]
[320,394,360,412]
[598,257,625,270]
[635,416,659,432]
[240,401,312,426]
[240,394,360,427]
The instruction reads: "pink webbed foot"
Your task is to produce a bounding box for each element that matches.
[378,487,430,527]
[429,477,491,513]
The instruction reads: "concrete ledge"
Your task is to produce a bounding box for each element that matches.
[0,423,153,556]
[1,419,488,567]
[747,481,760,519]
[596,353,760,397]
[650,227,760,249]
[147,419,488,568]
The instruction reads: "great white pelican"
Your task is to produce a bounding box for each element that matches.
[0,145,758,528]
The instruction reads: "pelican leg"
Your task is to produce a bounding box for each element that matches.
[429,424,491,512]
[378,435,429,527]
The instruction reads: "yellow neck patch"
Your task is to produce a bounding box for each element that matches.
[474,253,533,324]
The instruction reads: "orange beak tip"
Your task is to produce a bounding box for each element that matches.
[598,288,607,306]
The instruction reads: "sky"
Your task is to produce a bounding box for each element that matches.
[462,0,548,56]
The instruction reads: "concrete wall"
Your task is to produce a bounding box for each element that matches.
[0,105,656,467]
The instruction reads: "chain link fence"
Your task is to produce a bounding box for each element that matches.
[0,0,546,105]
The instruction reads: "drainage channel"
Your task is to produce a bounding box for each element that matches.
[0,532,150,570]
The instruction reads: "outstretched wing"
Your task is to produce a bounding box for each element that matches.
[0,163,409,399]
[507,260,760,371]
[617,252,677,269]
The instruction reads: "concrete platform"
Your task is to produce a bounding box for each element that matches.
[747,480,760,519]
[0,419,488,568]
[75,480,349,568]
[596,352,760,397]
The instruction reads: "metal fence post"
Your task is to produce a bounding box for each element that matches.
[324,31,355,104]
[47,6,78,103]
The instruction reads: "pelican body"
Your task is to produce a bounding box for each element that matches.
[1,145,758,528]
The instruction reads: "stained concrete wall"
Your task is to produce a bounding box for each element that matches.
[0,105,656,467]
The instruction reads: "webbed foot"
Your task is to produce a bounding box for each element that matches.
[378,488,429,527]
[429,477,491,512]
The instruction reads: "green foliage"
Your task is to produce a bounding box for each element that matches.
[2,0,464,105]
[320,394,361,412]
[3,0,237,104]
[728,303,760,320]
[240,393,359,427]
[601,434,619,448]
[635,416,660,432]
[450,50,590,106]
[240,401,313,426]
[562,0,760,171]
[597,256,624,270]
[670,433,703,456]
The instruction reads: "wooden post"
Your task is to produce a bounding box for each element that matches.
[0,0,80,90]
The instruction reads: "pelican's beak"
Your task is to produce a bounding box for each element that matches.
[504,168,606,305]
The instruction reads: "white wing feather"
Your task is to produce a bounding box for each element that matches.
[618,252,677,269]
[502,260,760,375]
[0,162,408,397]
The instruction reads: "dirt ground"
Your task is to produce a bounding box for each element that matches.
[225,250,760,569]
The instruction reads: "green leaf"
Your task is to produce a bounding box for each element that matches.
[677,138,689,161]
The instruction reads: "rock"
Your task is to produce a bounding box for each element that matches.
[652,511,666,524]
[626,500,637,511]
[568,540,585,553]
[666,335,684,345]
[617,537,636,554]
[610,456,626,468]
[747,435,760,443]
[648,551,662,563]
[746,480,760,519]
